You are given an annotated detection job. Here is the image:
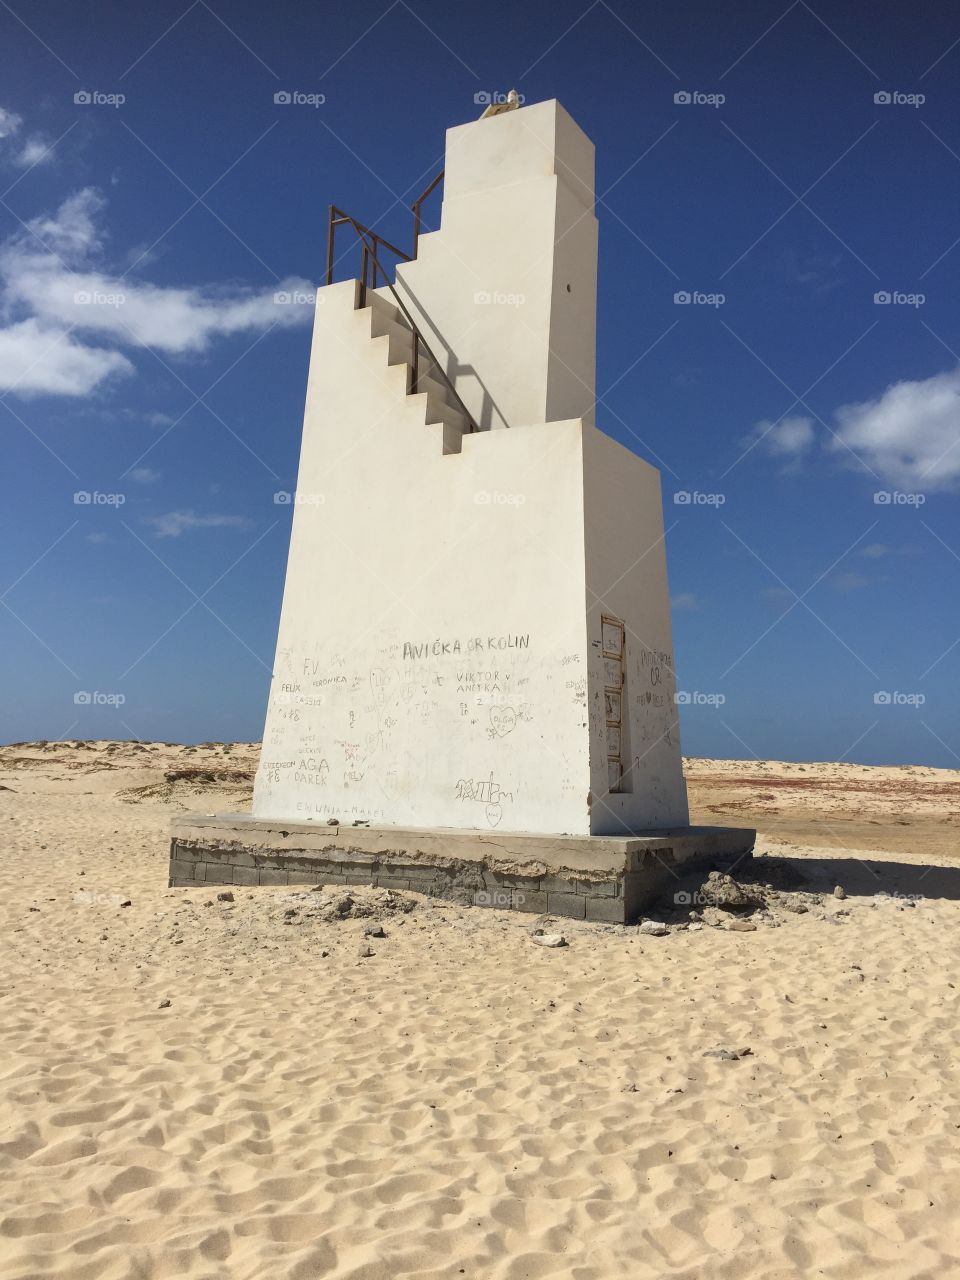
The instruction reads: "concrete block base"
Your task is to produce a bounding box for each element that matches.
[168,815,755,924]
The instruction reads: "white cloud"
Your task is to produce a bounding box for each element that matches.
[670,592,700,612]
[830,367,960,491]
[1,189,314,356]
[22,188,103,257]
[0,107,22,139]
[130,466,161,483]
[15,137,55,169]
[763,586,794,607]
[118,408,176,428]
[745,414,816,458]
[832,572,869,593]
[0,317,131,395]
[145,510,251,538]
[0,105,52,172]
[0,183,314,397]
[860,543,889,559]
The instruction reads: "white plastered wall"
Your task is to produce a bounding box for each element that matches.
[391,99,597,432]
[582,426,690,834]
[254,282,595,834]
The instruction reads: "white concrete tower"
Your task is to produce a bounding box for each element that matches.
[394,99,597,432]
[252,97,689,838]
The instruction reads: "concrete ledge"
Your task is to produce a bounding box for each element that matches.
[168,815,755,924]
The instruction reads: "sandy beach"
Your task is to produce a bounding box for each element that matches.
[2,740,960,1279]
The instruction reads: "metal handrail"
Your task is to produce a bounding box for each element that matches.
[326,205,477,433]
[411,169,444,258]
[326,206,411,291]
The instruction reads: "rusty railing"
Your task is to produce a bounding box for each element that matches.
[411,169,444,258]
[325,206,411,295]
[324,197,476,433]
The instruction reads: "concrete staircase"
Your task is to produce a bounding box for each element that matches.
[359,289,468,454]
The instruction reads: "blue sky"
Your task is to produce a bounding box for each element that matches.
[1,0,957,766]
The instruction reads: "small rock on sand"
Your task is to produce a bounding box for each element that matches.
[703,1046,752,1061]
[531,933,567,948]
[639,921,669,937]
[726,918,757,932]
[217,891,234,903]
[700,871,757,910]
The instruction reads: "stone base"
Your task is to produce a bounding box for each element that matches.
[169,815,755,924]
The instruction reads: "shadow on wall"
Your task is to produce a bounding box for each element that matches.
[393,275,509,432]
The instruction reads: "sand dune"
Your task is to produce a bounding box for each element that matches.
[2,740,959,1278]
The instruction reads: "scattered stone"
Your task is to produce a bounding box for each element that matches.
[700,871,758,911]
[357,944,375,958]
[320,949,330,958]
[120,899,132,908]
[325,892,356,918]
[726,918,757,932]
[531,933,567,948]
[834,886,846,900]
[703,1046,752,1061]
[687,922,704,931]
[639,920,669,937]
[158,999,171,1009]
[308,888,413,922]
[364,924,386,938]
[326,818,339,826]
[217,891,234,903]
[781,900,808,914]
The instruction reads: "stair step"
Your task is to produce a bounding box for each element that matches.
[377,323,415,366]
[410,390,467,435]
[429,419,465,455]
[360,287,472,440]
[367,331,415,373]
[365,289,406,328]
[413,369,458,407]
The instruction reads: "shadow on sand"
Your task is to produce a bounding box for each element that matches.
[740,851,960,903]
